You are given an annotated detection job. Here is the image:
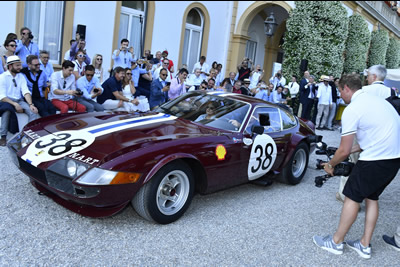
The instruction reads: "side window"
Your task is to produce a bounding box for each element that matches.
[245,107,282,134]
[280,109,297,130]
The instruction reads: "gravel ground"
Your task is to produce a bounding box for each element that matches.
[0,128,399,266]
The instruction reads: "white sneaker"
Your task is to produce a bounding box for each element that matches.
[346,239,371,259]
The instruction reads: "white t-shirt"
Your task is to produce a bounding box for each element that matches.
[288,82,299,97]
[73,60,86,77]
[362,81,391,99]
[249,71,262,89]
[341,90,400,161]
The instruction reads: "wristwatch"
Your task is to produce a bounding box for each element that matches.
[325,163,333,169]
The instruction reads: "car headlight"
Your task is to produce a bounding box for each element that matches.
[21,135,33,148]
[48,158,89,179]
[75,168,141,185]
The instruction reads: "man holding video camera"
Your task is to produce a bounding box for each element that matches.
[313,74,400,259]
[15,27,39,68]
[76,65,104,112]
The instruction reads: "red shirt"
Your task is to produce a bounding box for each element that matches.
[232,87,242,94]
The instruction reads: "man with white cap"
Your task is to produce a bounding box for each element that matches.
[315,75,332,130]
[0,55,39,132]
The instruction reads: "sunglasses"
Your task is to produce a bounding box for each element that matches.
[207,106,215,110]
[96,58,102,61]
[12,78,17,87]
[8,44,16,48]
[126,73,132,75]
[77,54,86,58]
[63,80,66,89]
[22,32,31,35]
[160,74,167,77]
[86,74,94,77]
[163,62,169,65]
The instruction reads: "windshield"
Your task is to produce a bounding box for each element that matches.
[156,92,251,131]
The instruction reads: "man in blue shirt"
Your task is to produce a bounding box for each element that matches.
[15,27,39,68]
[112,39,135,70]
[21,55,56,117]
[69,33,91,65]
[254,84,270,102]
[76,65,104,112]
[39,50,54,84]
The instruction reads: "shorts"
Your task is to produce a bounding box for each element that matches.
[343,158,400,203]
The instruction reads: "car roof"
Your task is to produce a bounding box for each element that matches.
[202,91,279,108]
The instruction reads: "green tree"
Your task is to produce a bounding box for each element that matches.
[367,30,389,67]
[386,37,400,69]
[282,1,349,80]
[343,14,370,74]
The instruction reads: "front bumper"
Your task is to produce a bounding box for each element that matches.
[7,144,142,218]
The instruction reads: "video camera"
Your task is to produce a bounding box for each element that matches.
[314,140,354,188]
[75,89,84,96]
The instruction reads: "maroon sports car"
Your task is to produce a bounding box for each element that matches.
[7,91,317,224]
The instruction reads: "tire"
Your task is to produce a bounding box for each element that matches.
[132,160,194,224]
[280,142,309,185]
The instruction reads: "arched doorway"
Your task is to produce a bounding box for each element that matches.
[228,2,291,82]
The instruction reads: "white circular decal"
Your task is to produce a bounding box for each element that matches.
[247,134,277,180]
[21,130,95,167]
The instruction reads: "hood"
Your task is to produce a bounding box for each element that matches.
[40,112,216,162]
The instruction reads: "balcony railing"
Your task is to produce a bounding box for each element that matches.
[359,1,400,36]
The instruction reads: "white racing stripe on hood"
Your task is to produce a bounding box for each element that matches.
[21,113,177,167]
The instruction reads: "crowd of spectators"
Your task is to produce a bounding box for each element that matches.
[1,27,399,147]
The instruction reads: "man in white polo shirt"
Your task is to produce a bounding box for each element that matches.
[313,74,400,259]
[362,65,392,99]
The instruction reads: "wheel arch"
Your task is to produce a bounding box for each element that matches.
[143,153,207,194]
[280,134,310,172]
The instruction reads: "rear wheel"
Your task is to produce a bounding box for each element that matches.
[279,142,309,185]
[132,160,194,224]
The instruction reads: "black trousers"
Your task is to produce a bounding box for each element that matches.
[301,98,314,120]
[32,98,57,117]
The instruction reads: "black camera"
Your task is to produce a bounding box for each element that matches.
[75,89,84,96]
[29,33,34,39]
[93,88,99,93]
[314,140,354,187]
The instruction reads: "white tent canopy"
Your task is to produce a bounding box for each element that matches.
[384,68,400,89]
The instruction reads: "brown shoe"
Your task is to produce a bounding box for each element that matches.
[0,137,6,146]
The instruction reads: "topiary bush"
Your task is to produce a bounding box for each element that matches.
[282,1,349,80]
[367,30,389,67]
[343,14,371,74]
[386,37,400,69]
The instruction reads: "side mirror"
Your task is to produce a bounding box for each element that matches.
[259,113,270,126]
[251,125,264,135]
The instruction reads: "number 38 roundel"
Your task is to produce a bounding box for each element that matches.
[21,130,95,167]
[247,134,277,180]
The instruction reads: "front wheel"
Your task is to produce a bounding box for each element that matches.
[132,160,194,224]
[280,142,309,185]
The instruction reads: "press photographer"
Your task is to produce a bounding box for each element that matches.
[313,74,400,259]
